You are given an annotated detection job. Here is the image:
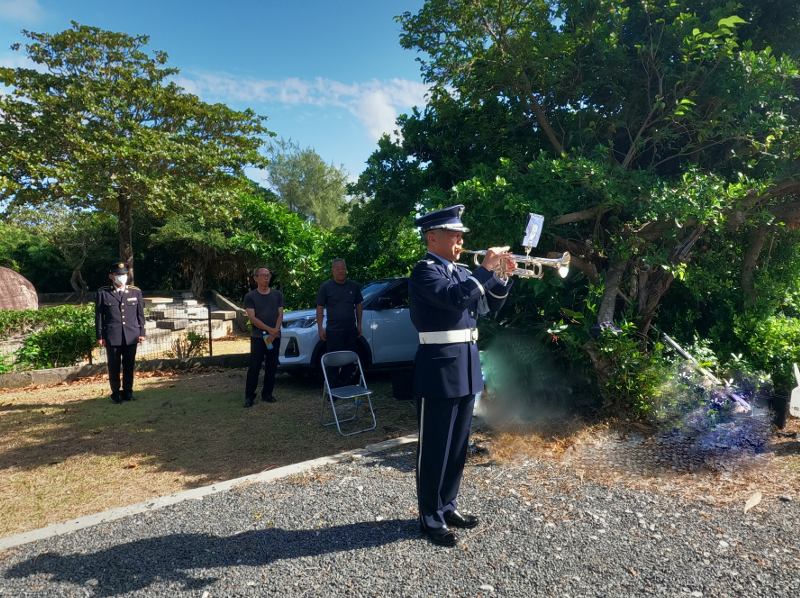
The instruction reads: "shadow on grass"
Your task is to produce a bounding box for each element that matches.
[4,518,419,595]
[0,370,417,487]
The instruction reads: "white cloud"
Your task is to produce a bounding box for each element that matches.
[0,0,43,23]
[0,54,41,70]
[174,73,430,141]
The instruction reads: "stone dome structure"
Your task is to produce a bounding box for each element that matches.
[0,267,38,311]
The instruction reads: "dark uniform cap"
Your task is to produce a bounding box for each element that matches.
[109,262,129,274]
[414,204,470,233]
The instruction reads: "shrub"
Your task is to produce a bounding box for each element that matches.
[0,305,93,339]
[11,305,95,369]
[592,323,669,417]
[167,331,208,359]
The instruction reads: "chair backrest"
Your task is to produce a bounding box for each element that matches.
[321,350,360,369]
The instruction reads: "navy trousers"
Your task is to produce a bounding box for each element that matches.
[415,393,475,530]
[105,341,138,399]
[245,336,282,399]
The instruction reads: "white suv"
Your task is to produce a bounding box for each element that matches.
[278,277,418,376]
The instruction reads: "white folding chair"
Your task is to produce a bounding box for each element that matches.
[321,350,376,436]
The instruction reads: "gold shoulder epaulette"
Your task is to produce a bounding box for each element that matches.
[128,285,140,290]
[98,285,112,291]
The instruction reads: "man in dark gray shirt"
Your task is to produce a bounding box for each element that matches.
[316,258,363,385]
[243,266,284,407]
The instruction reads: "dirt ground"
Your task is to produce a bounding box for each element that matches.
[0,368,417,538]
[3,366,799,539]
[482,411,800,509]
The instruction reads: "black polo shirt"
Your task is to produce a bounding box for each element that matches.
[316,280,363,332]
[244,288,284,338]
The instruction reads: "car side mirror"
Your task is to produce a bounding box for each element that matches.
[374,296,392,310]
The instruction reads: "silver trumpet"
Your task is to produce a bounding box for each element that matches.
[457,248,571,280]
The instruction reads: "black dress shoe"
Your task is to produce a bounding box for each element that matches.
[421,524,458,547]
[123,395,137,402]
[111,394,123,404]
[244,398,254,408]
[444,510,479,529]
[262,394,277,403]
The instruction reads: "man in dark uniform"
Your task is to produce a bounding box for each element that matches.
[409,205,513,547]
[95,262,146,404]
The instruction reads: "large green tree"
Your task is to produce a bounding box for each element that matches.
[352,0,800,393]
[0,23,272,282]
[265,138,350,229]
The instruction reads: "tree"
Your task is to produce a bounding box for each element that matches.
[0,23,272,283]
[351,0,800,400]
[230,195,330,309]
[14,207,116,301]
[265,138,350,229]
[150,213,234,299]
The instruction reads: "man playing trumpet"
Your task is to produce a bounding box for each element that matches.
[409,204,514,547]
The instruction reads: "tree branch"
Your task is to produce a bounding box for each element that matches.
[554,207,603,225]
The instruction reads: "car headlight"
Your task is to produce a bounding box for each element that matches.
[282,316,317,329]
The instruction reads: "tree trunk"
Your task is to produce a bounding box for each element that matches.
[597,260,629,324]
[742,226,769,306]
[636,225,707,338]
[191,255,207,299]
[635,267,675,338]
[69,268,89,303]
[118,194,135,284]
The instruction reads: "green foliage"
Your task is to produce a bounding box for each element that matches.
[0,23,273,275]
[0,353,13,375]
[0,221,72,292]
[730,314,800,391]
[337,0,800,414]
[0,305,91,338]
[231,195,330,309]
[593,324,668,416]
[265,138,350,230]
[150,211,236,298]
[10,207,118,298]
[166,331,208,359]
[7,305,95,370]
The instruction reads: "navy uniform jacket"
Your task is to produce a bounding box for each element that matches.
[409,253,513,399]
[95,286,146,346]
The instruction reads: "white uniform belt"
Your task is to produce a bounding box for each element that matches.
[418,328,478,344]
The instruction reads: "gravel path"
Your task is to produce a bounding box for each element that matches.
[1,444,798,597]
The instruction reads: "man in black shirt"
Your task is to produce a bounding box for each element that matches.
[243,266,284,407]
[316,258,363,385]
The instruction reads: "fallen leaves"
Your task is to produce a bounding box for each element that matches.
[123,462,139,469]
[744,491,762,513]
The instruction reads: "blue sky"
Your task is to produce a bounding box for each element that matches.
[0,0,428,182]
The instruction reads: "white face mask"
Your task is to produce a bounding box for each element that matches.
[113,274,128,286]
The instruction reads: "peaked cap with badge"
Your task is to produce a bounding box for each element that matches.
[110,262,129,275]
[414,204,471,233]
[408,204,513,542]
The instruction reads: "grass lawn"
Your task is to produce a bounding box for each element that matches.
[0,368,417,538]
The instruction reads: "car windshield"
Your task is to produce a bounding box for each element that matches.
[360,281,391,305]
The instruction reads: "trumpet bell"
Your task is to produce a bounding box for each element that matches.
[558,252,570,278]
